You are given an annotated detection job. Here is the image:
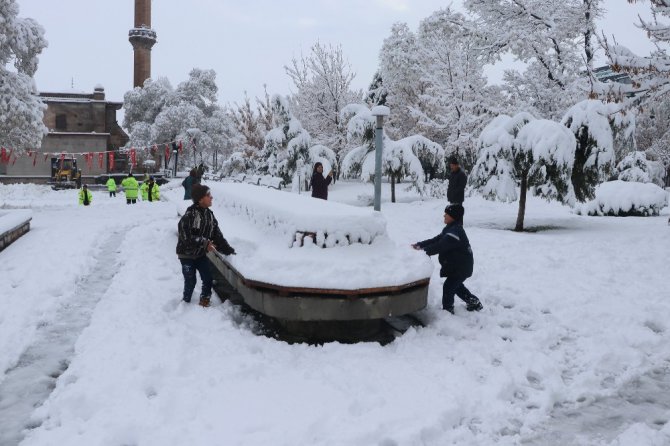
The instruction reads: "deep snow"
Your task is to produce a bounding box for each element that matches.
[0,180,669,446]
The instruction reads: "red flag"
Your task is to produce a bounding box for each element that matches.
[108,152,114,170]
[178,141,183,154]
[87,152,94,170]
[164,146,169,162]
[0,147,6,164]
[98,152,104,169]
[130,148,136,168]
[33,153,37,166]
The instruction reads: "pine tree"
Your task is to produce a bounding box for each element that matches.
[471,113,576,231]
[561,100,616,201]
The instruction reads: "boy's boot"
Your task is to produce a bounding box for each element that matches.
[199,296,211,307]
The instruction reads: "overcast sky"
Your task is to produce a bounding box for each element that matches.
[18,0,657,109]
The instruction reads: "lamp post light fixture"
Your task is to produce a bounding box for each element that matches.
[370,105,390,211]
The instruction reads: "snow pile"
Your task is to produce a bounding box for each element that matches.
[577,180,669,216]
[205,183,386,248]
[0,209,32,234]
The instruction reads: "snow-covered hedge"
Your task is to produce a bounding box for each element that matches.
[216,183,386,247]
[576,180,669,217]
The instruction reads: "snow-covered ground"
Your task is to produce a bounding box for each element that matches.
[0,180,669,445]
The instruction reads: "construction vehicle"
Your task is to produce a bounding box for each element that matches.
[50,156,81,190]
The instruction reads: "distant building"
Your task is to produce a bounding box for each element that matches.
[0,86,129,183]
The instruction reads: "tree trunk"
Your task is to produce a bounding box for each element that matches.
[391,174,396,203]
[514,172,528,232]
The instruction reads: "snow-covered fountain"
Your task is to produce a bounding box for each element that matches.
[200,183,434,342]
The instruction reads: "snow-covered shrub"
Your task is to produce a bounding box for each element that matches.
[576,180,669,217]
[427,179,449,199]
[616,151,666,186]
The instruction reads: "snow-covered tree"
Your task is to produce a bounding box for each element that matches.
[339,104,375,179]
[0,0,48,153]
[285,42,359,157]
[339,104,433,199]
[260,95,312,184]
[465,0,602,119]
[413,8,500,167]
[600,0,670,185]
[561,99,616,202]
[123,77,174,130]
[378,22,424,138]
[397,135,445,181]
[123,69,243,172]
[364,71,387,107]
[471,113,576,231]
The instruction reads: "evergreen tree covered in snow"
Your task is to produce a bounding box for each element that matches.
[561,100,616,202]
[364,71,387,107]
[471,113,576,231]
[260,95,312,185]
[285,42,359,158]
[340,104,433,199]
[0,0,48,153]
[339,104,376,179]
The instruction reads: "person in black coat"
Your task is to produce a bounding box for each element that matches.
[412,204,483,314]
[447,156,467,205]
[310,162,333,200]
[177,184,235,307]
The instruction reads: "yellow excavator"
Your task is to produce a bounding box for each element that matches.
[51,157,82,190]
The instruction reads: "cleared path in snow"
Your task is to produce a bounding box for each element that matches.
[0,228,128,446]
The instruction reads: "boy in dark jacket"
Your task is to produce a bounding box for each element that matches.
[177,184,235,307]
[412,205,483,314]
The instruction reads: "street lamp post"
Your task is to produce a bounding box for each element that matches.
[371,105,390,211]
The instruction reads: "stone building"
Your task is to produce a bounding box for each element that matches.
[0,86,129,183]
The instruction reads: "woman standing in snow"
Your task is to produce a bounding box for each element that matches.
[310,162,333,200]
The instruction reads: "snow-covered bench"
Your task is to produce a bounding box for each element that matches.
[0,210,32,252]
[258,175,284,190]
[245,175,261,186]
[217,183,386,248]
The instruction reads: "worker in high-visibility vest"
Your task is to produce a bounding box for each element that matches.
[78,184,93,206]
[121,173,139,204]
[140,176,160,202]
[106,177,117,197]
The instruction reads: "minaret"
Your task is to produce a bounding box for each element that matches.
[128,0,157,88]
